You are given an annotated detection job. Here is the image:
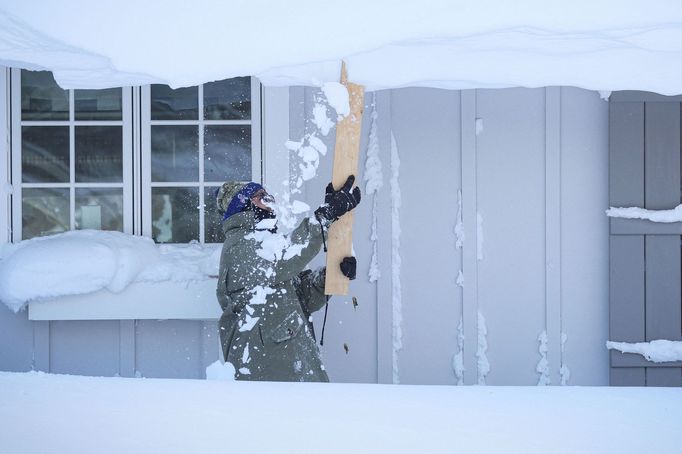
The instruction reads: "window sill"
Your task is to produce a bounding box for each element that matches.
[28,279,221,321]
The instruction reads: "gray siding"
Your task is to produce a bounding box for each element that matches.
[1,86,611,385]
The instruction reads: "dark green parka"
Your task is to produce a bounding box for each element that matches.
[216,210,330,382]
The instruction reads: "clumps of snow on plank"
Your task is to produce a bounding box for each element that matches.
[205,360,236,381]
[322,82,350,120]
[607,339,682,363]
[606,204,682,223]
[390,131,402,384]
[560,332,570,385]
[536,331,550,386]
[477,311,490,385]
[364,95,383,283]
[452,319,464,385]
[0,230,221,312]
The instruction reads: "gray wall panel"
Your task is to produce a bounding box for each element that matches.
[560,87,610,385]
[611,367,645,386]
[646,368,681,387]
[609,236,645,343]
[50,320,120,376]
[390,88,462,385]
[609,102,643,208]
[645,236,681,342]
[476,88,546,385]
[135,320,203,379]
[644,102,680,210]
[0,306,33,372]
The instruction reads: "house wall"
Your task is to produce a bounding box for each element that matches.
[0,79,609,385]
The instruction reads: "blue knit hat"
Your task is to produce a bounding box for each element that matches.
[218,182,264,221]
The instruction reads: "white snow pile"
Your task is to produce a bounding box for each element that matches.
[205,361,236,381]
[606,204,682,223]
[2,2,682,94]
[3,371,682,454]
[0,230,221,312]
[607,339,682,363]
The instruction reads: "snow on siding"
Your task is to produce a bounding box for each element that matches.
[477,311,490,385]
[536,331,550,386]
[560,332,570,385]
[364,97,383,283]
[607,339,682,363]
[606,204,682,223]
[390,131,402,384]
[452,319,464,385]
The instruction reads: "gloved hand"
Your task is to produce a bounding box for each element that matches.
[340,256,357,280]
[314,175,362,223]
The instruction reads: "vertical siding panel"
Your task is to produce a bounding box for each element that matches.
[646,368,681,387]
[611,367,646,386]
[200,321,219,378]
[33,321,50,372]
[119,320,136,377]
[50,321,119,376]
[545,87,562,385]
[460,90,478,385]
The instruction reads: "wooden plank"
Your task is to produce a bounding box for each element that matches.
[609,102,643,208]
[644,102,680,210]
[325,63,365,295]
[609,236,645,343]
[645,236,682,341]
[545,86,562,385]
[646,368,681,387]
[610,367,646,386]
[610,218,682,235]
[460,89,478,385]
[611,91,682,103]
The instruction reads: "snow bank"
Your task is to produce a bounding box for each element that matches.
[606,204,682,223]
[2,2,682,94]
[0,230,220,312]
[607,339,682,363]
[2,371,682,454]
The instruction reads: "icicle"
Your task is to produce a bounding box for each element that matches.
[477,311,490,385]
[452,319,465,385]
[364,96,383,283]
[536,331,550,385]
[456,270,464,288]
[390,131,402,385]
[560,332,571,385]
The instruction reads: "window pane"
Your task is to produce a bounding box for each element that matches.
[75,88,122,121]
[152,187,199,243]
[204,186,225,243]
[75,188,123,231]
[204,77,251,120]
[204,125,251,182]
[151,85,198,120]
[151,125,199,182]
[22,126,70,183]
[22,188,70,239]
[21,70,69,121]
[75,126,123,183]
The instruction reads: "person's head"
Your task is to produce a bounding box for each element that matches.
[216,182,275,222]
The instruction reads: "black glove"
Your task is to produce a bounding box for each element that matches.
[340,256,357,280]
[314,175,362,223]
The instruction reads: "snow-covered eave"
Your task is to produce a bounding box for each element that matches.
[3,2,682,94]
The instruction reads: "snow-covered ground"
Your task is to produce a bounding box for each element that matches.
[2,1,682,94]
[1,371,681,454]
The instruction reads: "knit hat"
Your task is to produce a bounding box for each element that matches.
[216,181,264,221]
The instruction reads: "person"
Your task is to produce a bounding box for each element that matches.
[215,176,361,382]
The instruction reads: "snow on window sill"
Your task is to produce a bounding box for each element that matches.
[28,279,221,321]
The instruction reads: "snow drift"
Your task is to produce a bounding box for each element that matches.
[2,1,682,94]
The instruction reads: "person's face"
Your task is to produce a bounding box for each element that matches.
[250,189,274,212]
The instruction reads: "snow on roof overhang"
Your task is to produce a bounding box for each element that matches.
[2,1,682,94]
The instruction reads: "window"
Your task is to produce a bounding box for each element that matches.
[10,70,261,243]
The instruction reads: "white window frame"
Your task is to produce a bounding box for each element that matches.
[140,79,262,243]
[1,66,9,246]
[9,69,134,241]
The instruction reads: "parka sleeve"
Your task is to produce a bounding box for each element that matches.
[229,217,328,291]
[216,239,232,312]
[296,267,329,315]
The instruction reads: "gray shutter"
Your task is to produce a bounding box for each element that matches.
[609,93,682,387]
